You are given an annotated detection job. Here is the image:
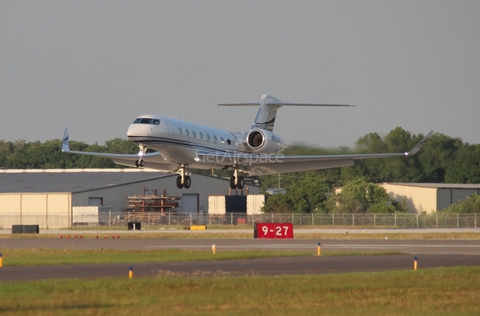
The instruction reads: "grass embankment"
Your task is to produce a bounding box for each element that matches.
[1,267,479,315]
[0,249,401,266]
[0,249,309,266]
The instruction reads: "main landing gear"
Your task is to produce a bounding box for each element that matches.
[230,168,245,189]
[176,164,191,189]
[174,164,243,190]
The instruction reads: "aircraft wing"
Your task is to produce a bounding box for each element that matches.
[197,131,433,176]
[61,128,174,171]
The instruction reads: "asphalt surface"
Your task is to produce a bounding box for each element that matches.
[1,237,479,281]
[2,227,480,235]
[1,254,479,281]
[2,238,480,255]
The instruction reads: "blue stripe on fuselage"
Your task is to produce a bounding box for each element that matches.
[127,136,251,154]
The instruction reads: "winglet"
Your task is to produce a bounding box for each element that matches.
[62,128,70,152]
[406,131,433,156]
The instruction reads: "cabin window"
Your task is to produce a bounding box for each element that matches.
[185,129,190,136]
[213,135,218,143]
[199,132,204,139]
[178,127,183,135]
[192,131,196,138]
[220,137,225,144]
[227,139,231,145]
[206,134,211,141]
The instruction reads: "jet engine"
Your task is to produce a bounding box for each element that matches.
[246,129,285,153]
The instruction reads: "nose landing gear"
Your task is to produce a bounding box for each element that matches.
[135,144,147,168]
[135,159,145,167]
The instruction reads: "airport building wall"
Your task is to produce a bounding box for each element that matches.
[71,173,260,215]
[0,170,260,229]
[381,184,437,214]
[208,194,265,215]
[0,193,71,228]
[70,177,173,214]
[381,183,480,214]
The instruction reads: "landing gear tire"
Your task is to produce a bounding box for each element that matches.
[184,176,191,189]
[176,175,184,189]
[237,176,245,189]
[230,176,236,189]
[135,159,145,168]
[230,176,245,189]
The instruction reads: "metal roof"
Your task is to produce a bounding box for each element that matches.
[383,183,480,189]
[0,170,169,193]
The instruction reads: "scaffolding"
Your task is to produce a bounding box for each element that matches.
[126,188,180,213]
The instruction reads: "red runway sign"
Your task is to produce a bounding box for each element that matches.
[254,223,293,239]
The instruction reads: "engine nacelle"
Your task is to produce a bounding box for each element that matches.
[246,129,285,153]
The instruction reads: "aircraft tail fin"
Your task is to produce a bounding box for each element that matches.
[218,94,353,132]
[252,94,282,131]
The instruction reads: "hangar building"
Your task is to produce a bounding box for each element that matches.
[381,183,480,214]
[0,169,260,228]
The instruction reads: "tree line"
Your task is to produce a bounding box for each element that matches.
[1,127,479,213]
[259,127,480,188]
[0,138,138,169]
[259,127,479,214]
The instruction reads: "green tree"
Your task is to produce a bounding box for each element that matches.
[286,174,330,213]
[445,145,480,183]
[105,138,139,153]
[418,133,463,182]
[443,194,480,213]
[326,178,404,213]
[261,172,330,213]
[261,193,292,213]
[342,128,429,183]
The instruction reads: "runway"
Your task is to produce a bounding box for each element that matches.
[2,237,480,255]
[1,254,479,281]
[1,238,479,281]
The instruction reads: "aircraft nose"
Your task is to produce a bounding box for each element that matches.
[127,124,140,137]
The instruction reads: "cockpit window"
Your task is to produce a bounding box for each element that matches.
[133,118,160,125]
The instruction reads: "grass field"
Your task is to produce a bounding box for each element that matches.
[0,249,313,266]
[1,267,479,315]
[0,248,402,266]
[2,231,479,315]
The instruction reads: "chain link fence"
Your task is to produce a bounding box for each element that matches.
[0,212,479,230]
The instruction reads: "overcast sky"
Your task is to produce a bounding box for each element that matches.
[1,1,479,148]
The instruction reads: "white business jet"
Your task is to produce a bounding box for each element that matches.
[62,94,432,189]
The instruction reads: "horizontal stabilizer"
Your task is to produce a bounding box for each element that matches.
[218,102,354,107]
[219,94,353,132]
